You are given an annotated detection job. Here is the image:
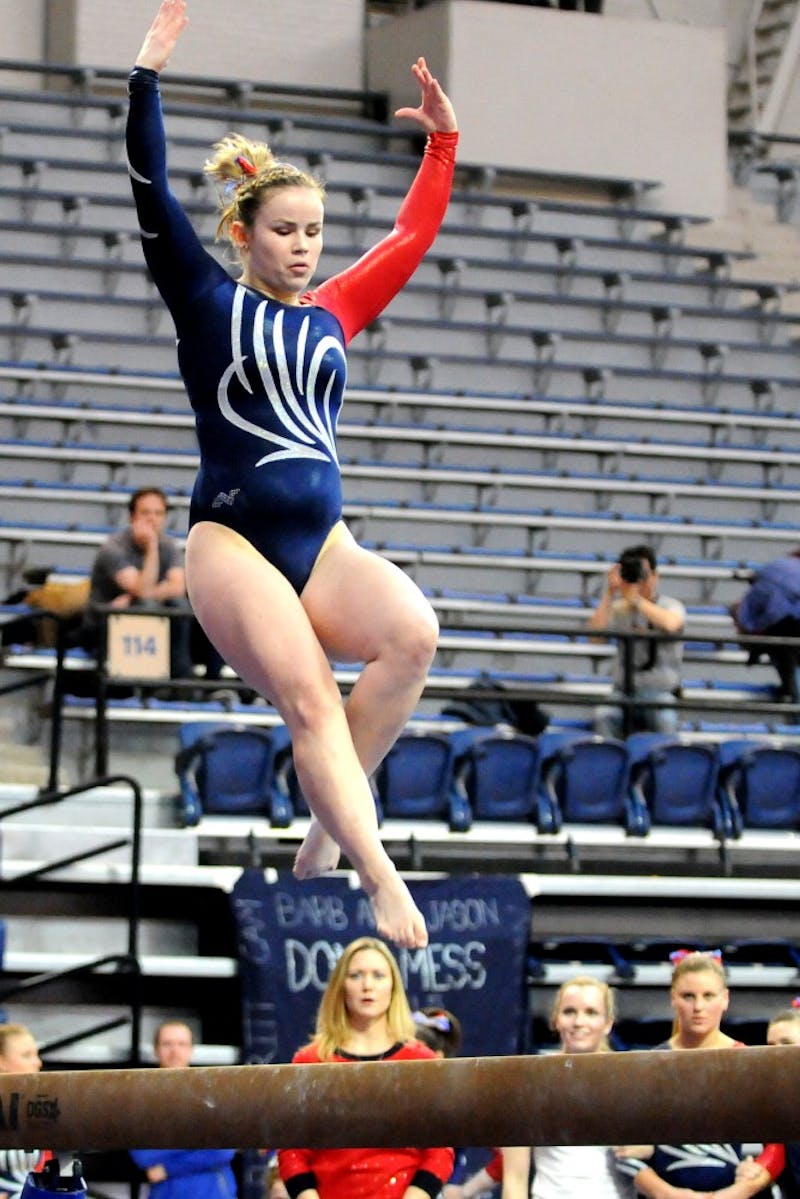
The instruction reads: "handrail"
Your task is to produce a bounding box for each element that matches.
[83,606,800,764]
[0,771,144,1067]
[0,57,388,120]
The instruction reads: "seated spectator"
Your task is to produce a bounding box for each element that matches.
[614,950,784,1199]
[80,487,195,685]
[732,552,800,704]
[130,1021,237,1199]
[0,1023,58,1199]
[588,544,685,738]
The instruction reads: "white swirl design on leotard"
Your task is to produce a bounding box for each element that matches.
[217,286,341,467]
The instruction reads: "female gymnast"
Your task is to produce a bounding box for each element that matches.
[128,0,458,947]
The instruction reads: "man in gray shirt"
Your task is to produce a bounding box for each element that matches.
[588,544,685,738]
[82,486,193,680]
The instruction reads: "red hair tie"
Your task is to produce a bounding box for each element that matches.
[791,996,800,1009]
[236,154,257,176]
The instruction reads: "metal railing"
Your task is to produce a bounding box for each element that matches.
[0,769,144,1068]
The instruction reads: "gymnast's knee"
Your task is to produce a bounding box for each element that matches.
[282,682,345,741]
[389,605,439,679]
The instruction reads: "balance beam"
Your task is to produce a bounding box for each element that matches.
[0,1047,797,1151]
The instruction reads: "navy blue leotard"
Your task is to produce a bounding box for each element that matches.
[126,68,456,593]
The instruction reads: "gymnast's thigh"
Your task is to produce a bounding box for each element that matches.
[300,522,438,665]
[184,521,339,706]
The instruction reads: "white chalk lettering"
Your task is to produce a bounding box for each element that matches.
[273,892,349,931]
[399,941,487,991]
[233,898,271,964]
[284,939,344,992]
[425,898,501,932]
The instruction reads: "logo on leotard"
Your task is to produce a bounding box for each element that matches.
[212,489,241,509]
[218,289,341,470]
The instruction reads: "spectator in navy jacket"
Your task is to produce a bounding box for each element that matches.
[130,1022,237,1199]
[732,551,800,703]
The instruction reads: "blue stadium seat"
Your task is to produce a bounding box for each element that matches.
[375,730,470,831]
[627,935,710,964]
[717,740,800,832]
[174,722,293,828]
[451,726,554,831]
[627,733,729,836]
[526,935,635,981]
[538,734,649,835]
[721,937,800,973]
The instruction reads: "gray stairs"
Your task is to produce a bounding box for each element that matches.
[728,0,800,130]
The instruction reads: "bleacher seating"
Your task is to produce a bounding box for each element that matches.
[2,42,800,1105]
[450,726,552,828]
[174,722,293,828]
[627,734,731,837]
[374,729,470,831]
[717,740,800,832]
[0,66,798,808]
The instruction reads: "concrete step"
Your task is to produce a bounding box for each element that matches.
[0,822,198,866]
[0,781,180,829]
[4,949,236,978]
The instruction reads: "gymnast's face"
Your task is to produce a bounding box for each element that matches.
[0,1032,42,1073]
[343,948,394,1026]
[671,969,729,1042]
[553,983,612,1055]
[767,1019,800,1046]
[234,185,324,305]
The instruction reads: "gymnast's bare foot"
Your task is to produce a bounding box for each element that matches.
[293,816,341,879]
[365,869,428,949]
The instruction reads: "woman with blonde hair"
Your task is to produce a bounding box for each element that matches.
[502,975,632,1199]
[278,937,454,1197]
[0,1023,56,1199]
[615,950,784,1199]
[128,0,458,950]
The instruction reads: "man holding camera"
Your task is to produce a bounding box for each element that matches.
[588,544,685,738]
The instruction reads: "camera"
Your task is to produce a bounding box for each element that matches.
[619,552,646,584]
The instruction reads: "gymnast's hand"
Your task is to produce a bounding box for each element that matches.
[395,56,457,133]
[136,0,189,73]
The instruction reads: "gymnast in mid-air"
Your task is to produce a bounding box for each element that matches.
[127,0,458,947]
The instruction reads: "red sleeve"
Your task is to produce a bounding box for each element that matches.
[731,1048,785,1181]
[485,1150,504,1182]
[308,130,458,343]
[755,1143,785,1180]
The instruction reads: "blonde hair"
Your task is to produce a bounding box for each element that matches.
[203,132,325,246]
[0,1021,35,1069]
[309,937,416,1062]
[550,975,616,1051]
[768,1008,800,1034]
[0,1024,34,1060]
